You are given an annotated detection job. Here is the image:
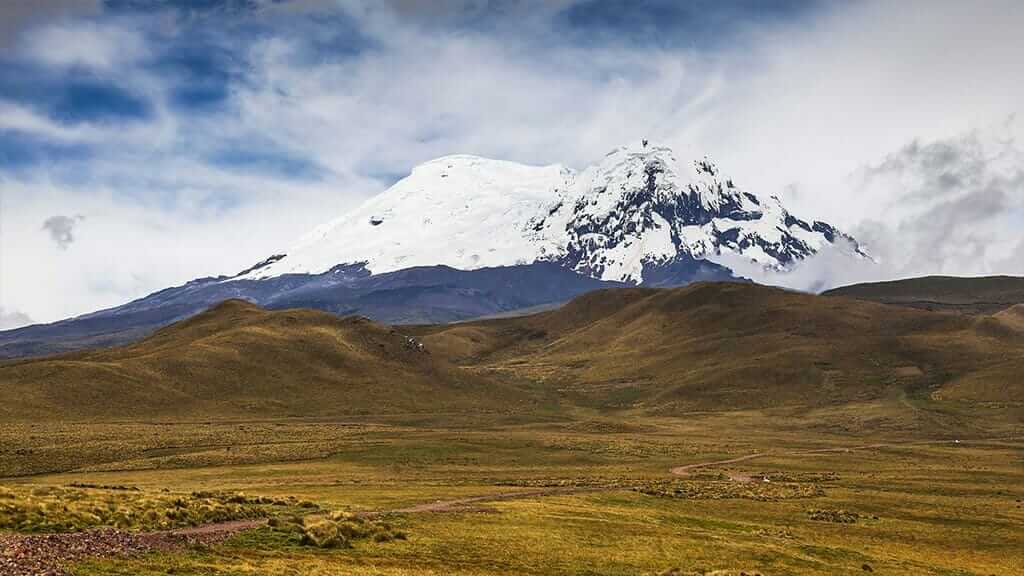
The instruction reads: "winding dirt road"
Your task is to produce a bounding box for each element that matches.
[669,453,767,477]
[361,486,601,517]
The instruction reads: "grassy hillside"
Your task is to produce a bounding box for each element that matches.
[0,300,540,422]
[3,284,1021,428]
[994,303,1024,330]
[823,275,1024,314]
[419,283,1024,424]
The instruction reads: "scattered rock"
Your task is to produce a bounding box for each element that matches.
[0,521,260,576]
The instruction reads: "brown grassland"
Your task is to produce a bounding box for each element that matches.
[1,282,1021,575]
[823,275,1024,315]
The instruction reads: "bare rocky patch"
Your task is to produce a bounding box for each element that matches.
[0,520,260,576]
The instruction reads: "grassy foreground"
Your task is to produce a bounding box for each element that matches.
[2,411,1021,576]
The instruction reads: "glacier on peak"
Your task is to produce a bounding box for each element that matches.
[241,142,866,284]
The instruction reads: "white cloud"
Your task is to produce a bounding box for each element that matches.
[1,0,1023,324]
[234,28,704,176]
[720,127,1024,292]
[23,20,148,70]
[0,0,99,47]
[0,101,93,142]
[682,0,1024,230]
[0,95,178,149]
[0,173,377,323]
[0,307,33,331]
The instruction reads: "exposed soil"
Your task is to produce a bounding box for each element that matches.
[0,520,265,576]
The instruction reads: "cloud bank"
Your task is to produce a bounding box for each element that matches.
[729,127,1024,292]
[0,308,33,331]
[0,0,1022,328]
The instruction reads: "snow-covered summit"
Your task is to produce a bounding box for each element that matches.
[242,142,865,283]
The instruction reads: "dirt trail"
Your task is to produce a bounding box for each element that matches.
[666,439,978,480]
[669,453,767,477]
[362,487,606,517]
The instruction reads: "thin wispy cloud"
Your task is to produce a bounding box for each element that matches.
[0,0,100,47]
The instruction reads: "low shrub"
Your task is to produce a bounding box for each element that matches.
[636,480,824,501]
[269,511,407,549]
[807,508,860,523]
[0,485,271,533]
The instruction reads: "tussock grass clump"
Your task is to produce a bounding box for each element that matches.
[189,490,297,507]
[807,508,861,523]
[756,471,840,483]
[637,480,824,501]
[0,485,270,533]
[269,511,407,549]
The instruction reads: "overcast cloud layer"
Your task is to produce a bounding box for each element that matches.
[1,0,1022,327]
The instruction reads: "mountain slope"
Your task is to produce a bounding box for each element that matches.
[824,275,1024,314]
[0,263,629,358]
[0,300,538,422]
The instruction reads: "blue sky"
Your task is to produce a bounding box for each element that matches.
[1,0,1022,327]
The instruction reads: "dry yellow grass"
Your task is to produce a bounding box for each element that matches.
[420,283,1023,427]
[2,283,1021,430]
[0,300,538,422]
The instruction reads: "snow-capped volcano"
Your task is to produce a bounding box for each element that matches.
[243,141,865,284]
[0,142,870,358]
